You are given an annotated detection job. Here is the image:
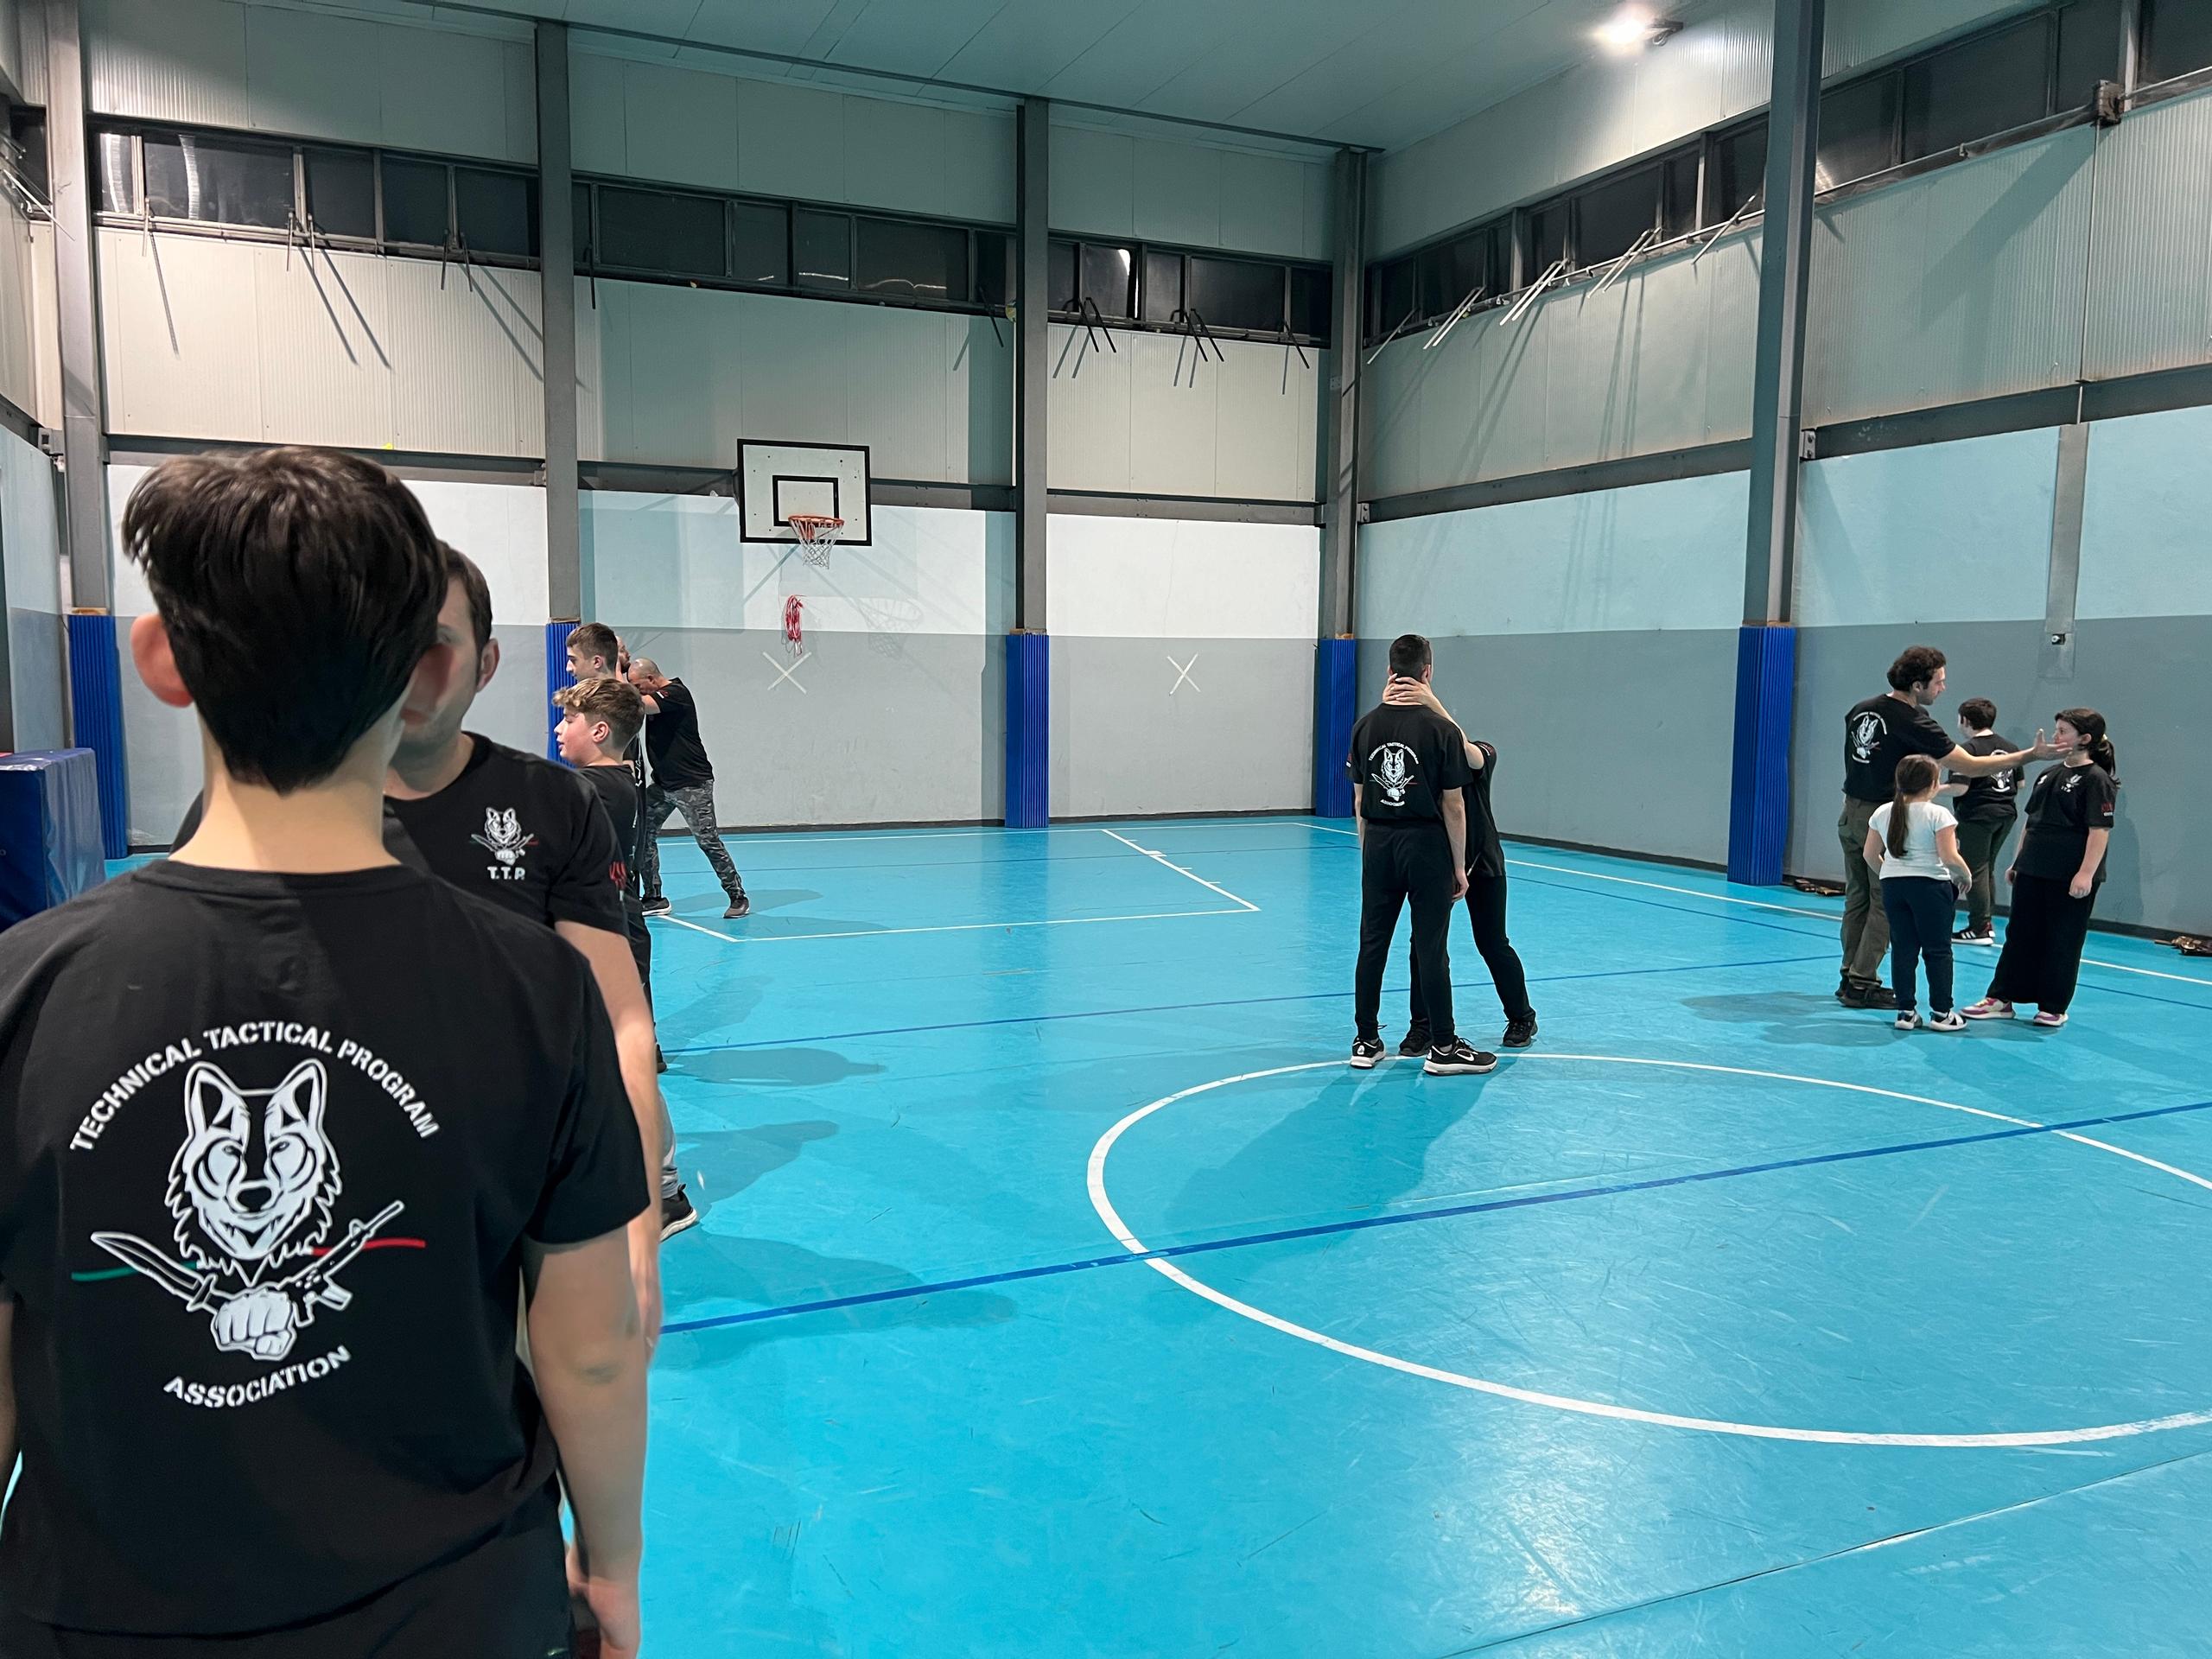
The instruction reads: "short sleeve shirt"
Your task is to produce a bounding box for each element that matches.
[2016,763,2118,883]
[1843,695,1954,803]
[1952,732,2025,823]
[1868,798,1958,882]
[1348,703,1474,827]
[642,680,715,791]
[0,862,646,1635]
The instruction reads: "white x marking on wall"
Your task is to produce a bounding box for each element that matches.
[1167,653,1201,694]
[763,650,810,692]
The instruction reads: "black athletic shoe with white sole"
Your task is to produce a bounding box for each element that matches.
[1839,981,1898,1009]
[1425,1039,1498,1076]
[724,891,751,918]
[1953,926,1995,947]
[1397,1029,1433,1058]
[660,1186,700,1241]
[1350,1037,1385,1069]
[1502,1015,1538,1048]
[641,894,671,916]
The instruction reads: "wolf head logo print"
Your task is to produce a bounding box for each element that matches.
[90,1060,404,1364]
[1849,711,1886,764]
[472,807,537,870]
[1370,743,1415,807]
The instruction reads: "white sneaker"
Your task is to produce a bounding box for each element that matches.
[1927,1009,1967,1033]
[1894,1012,1920,1032]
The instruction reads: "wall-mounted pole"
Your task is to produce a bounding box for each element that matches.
[1314,147,1366,818]
[1006,98,1051,827]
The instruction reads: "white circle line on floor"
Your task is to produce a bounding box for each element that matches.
[1086,1054,2212,1448]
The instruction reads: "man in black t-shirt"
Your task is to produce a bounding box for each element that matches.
[1834,645,2048,1007]
[1939,696,2024,945]
[568,621,648,797]
[0,449,649,1657]
[626,658,748,919]
[176,552,683,1272]
[1346,635,1493,1076]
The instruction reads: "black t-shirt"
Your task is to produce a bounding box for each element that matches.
[1459,741,1506,878]
[575,762,645,906]
[1348,703,1473,828]
[0,861,646,1635]
[176,736,628,938]
[2016,762,2118,883]
[1952,732,2024,823]
[643,680,714,790]
[1843,694,1955,803]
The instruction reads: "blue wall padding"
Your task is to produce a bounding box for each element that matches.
[66,613,130,860]
[1313,638,1357,818]
[1004,632,1049,829]
[0,748,106,926]
[544,621,577,762]
[1727,623,1796,887]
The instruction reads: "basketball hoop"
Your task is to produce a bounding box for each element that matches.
[783,594,805,658]
[786,514,842,568]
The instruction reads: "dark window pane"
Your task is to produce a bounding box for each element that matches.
[857,217,967,302]
[1288,265,1330,340]
[1903,17,2051,160]
[1528,203,1567,276]
[95,130,136,214]
[1141,248,1183,322]
[1816,73,1900,189]
[732,201,788,286]
[573,182,591,261]
[598,185,724,275]
[1077,242,1134,317]
[2145,0,2212,81]
[1186,255,1284,332]
[2057,0,2123,104]
[975,230,1014,307]
[1371,257,1414,339]
[1712,122,1766,220]
[11,111,48,200]
[1047,238,1076,311]
[794,209,851,289]
[144,131,293,228]
[455,167,534,257]
[1576,165,1661,266]
[1413,244,1450,320]
[381,157,448,245]
[304,149,373,238]
[1662,148,1700,237]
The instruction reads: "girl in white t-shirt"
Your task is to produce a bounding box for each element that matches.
[1862,753,1974,1032]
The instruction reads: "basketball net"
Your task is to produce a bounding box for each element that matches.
[783,594,804,658]
[787,513,842,569]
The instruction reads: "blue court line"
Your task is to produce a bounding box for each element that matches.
[663,952,1835,1058]
[661,1094,2212,1336]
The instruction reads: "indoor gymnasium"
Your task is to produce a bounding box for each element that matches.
[0,0,2209,1655]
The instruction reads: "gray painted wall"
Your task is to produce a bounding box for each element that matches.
[1,424,65,751]
[1052,636,1315,819]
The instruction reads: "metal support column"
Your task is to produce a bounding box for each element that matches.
[1315,147,1366,817]
[45,0,105,613]
[537,22,581,623]
[1727,0,1824,887]
[1006,98,1051,828]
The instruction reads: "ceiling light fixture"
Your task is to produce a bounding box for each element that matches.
[1594,4,1683,53]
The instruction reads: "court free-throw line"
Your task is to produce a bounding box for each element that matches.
[1089,1056,2212,1448]
[1312,823,2212,988]
[1096,827,1260,912]
[652,905,1252,946]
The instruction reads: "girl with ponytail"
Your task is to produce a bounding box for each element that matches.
[1862,753,1973,1031]
[1965,709,2118,1030]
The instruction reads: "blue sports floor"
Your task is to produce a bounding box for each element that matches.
[130,819,2212,1654]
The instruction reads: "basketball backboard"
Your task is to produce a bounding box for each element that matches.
[739,442,872,547]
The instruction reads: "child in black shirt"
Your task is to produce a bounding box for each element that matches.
[1966,709,2119,1030]
[1941,697,2024,946]
[0,449,649,1656]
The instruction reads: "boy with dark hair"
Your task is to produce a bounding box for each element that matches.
[626,658,748,920]
[1836,646,2047,1007]
[0,448,649,1657]
[556,678,699,1238]
[1347,634,1493,1076]
[568,623,622,680]
[1942,696,2024,946]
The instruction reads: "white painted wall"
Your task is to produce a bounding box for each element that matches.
[1050,119,1331,261]
[85,0,535,163]
[1,423,66,750]
[1046,515,1319,639]
[573,50,1015,224]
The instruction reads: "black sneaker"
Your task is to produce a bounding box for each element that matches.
[660,1186,700,1241]
[1350,1037,1385,1069]
[1840,981,1898,1009]
[724,892,751,919]
[1953,926,1995,947]
[1397,1029,1433,1058]
[1502,1015,1538,1048]
[1425,1039,1498,1076]
[640,894,671,917]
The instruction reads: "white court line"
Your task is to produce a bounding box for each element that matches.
[1087,1056,2212,1448]
[652,905,1249,946]
[1096,828,1261,913]
[1309,823,2212,988]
